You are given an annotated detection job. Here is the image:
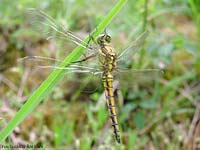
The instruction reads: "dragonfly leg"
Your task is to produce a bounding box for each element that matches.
[87,27,99,45]
[71,54,96,63]
[87,32,97,45]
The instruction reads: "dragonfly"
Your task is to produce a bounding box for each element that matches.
[21,8,160,144]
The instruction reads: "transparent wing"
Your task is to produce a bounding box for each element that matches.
[114,30,163,91]
[18,55,103,94]
[21,8,102,76]
[117,31,149,66]
[18,55,101,75]
[39,59,104,94]
[114,68,163,90]
[26,8,98,56]
[64,69,103,95]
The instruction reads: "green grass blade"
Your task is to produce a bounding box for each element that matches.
[0,0,127,143]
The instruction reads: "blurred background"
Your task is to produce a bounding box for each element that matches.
[0,0,199,149]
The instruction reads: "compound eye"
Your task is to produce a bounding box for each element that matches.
[106,35,111,43]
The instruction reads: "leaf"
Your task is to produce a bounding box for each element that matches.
[133,110,145,129]
[139,100,157,109]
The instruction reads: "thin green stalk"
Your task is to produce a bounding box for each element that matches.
[0,0,127,143]
[139,0,149,68]
[189,0,200,42]
[142,0,148,31]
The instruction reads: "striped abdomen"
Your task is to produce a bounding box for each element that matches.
[102,75,120,143]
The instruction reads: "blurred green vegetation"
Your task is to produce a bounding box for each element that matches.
[0,0,200,149]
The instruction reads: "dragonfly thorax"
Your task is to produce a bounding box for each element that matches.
[99,45,117,73]
[97,33,117,73]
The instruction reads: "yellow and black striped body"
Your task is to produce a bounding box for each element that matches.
[97,34,120,143]
[102,74,120,143]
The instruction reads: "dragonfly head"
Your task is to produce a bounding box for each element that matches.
[97,34,111,45]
